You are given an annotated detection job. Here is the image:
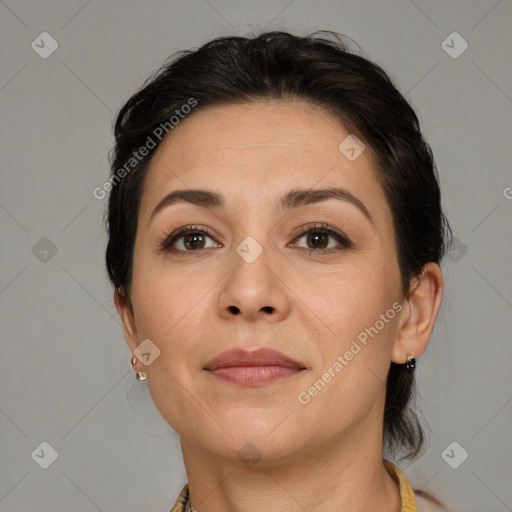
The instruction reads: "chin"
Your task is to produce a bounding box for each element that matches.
[214,435,304,468]
[211,419,305,462]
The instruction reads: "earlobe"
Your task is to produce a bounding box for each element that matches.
[114,288,139,352]
[391,263,444,365]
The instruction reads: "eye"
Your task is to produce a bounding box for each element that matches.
[158,225,221,253]
[158,222,352,255]
[289,223,352,254]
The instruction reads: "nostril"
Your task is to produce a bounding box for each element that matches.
[228,305,240,314]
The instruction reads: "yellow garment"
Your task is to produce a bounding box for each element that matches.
[170,459,418,512]
[384,459,418,512]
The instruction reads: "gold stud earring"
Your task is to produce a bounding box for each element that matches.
[131,356,147,381]
[405,354,416,371]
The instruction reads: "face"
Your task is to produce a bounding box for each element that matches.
[118,100,407,465]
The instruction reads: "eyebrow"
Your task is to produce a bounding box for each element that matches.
[149,187,375,228]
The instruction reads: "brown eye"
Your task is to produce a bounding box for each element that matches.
[304,232,329,250]
[181,232,208,250]
[291,223,352,254]
[159,226,221,253]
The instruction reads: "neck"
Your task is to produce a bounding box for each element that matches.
[179,419,402,512]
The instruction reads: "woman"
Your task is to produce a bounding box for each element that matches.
[105,30,451,511]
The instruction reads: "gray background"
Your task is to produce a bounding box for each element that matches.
[1,0,511,511]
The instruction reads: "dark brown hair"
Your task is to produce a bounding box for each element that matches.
[104,30,452,478]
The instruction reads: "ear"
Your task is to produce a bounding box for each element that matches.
[114,288,139,354]
[392,262,444,364]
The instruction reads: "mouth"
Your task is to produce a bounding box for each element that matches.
[204,348,306,387]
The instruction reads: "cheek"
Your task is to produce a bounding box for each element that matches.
[297,261,388,328]
[131,249,209,334]
[297,260,398,375]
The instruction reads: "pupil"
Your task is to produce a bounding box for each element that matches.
[185,233,204,250]
[308,233,327,249]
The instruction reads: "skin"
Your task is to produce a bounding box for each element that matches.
[115,99,444,512]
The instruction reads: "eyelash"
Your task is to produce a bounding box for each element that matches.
[158,222,352,255]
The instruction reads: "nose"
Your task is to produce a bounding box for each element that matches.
[216,245,291,323]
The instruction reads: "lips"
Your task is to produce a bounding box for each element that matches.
[204,348,306,387]
[204,348,305,371]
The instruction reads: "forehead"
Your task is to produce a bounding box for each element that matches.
[151,100,358,169]
[139,100,391,226]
